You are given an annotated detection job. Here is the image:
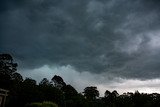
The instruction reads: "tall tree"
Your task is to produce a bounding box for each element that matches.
[0,54,19,89]
[104,90,111,98]
[39,78,51,86]
[51,75,66,89]
[62,84,78,99]
[0,54,17,74]
[83,86,99,101]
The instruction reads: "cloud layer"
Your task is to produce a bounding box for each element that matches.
[22,65,160,96]
[1,0,160,79]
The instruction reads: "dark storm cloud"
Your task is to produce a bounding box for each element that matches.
[1,0,160,79]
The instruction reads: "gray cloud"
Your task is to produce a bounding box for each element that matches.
[1,0,160,79]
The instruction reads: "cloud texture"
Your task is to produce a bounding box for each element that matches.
[1,0,160,79]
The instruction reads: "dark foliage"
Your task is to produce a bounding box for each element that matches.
[1,54,160,107]
[83,86,99,101]
[51,75,66,89]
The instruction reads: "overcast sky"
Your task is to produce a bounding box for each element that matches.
[1,0,160,96]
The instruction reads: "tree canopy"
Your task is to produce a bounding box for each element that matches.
[83,86,99,101]
[1,53,160,107]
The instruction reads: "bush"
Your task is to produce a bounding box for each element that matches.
[25,101,58,107]
[42,101,58,107]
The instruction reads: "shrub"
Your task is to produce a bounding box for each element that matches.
[42,101,58,107]
[25,101,58,107]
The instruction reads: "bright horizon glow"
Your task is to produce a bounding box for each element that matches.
[20,65,160,97]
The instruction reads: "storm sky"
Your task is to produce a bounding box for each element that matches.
[1,0,160,95]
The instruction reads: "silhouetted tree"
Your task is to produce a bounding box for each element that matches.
[51,75,66,89]
[2,54,160,107]
[12,72,23,82]
[83,86,99,101]
[116,93,134,107]
[0,54,18,89]
[39,78,51,86]
[103,90,119,107]
[0,54,17,72]
[62,84,78,98]
[105,90,111,98]
[112,90,119,98]
[23,78,37,86]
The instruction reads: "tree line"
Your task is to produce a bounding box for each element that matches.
[1,54,160,107]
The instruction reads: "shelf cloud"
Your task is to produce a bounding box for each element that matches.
[1,0,160,84]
